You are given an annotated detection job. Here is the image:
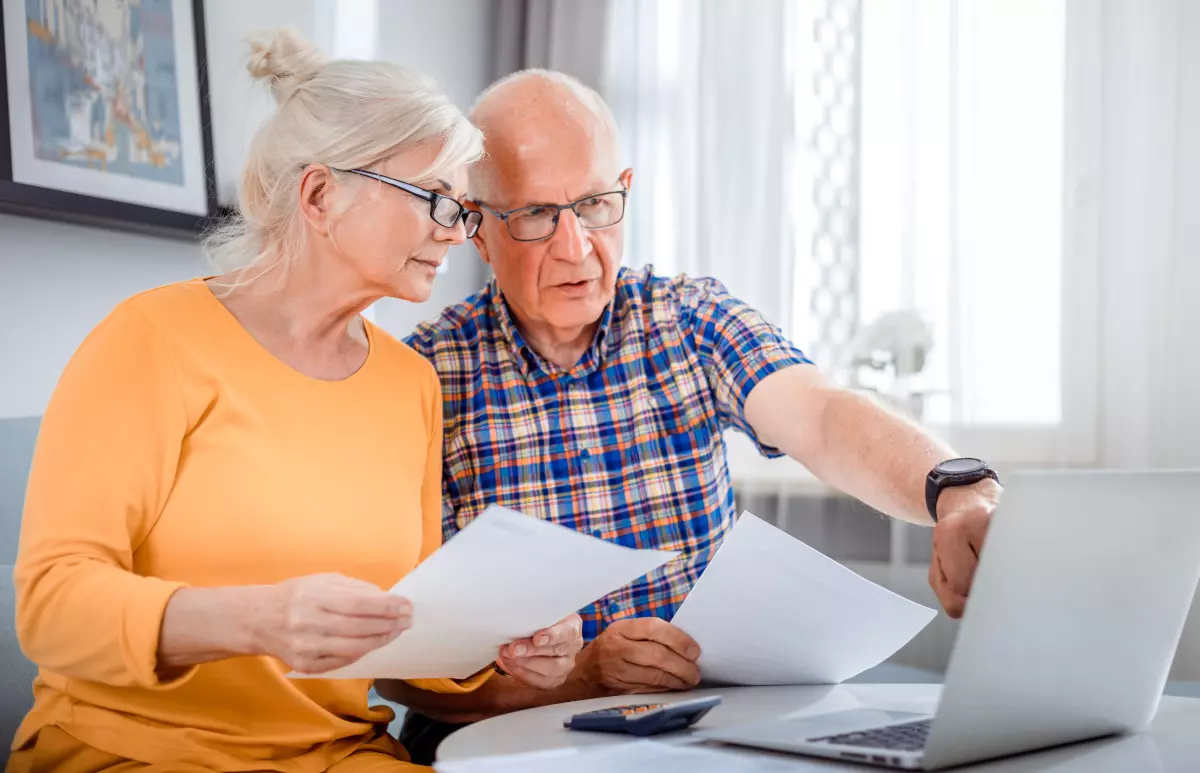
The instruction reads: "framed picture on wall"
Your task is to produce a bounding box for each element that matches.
[0,0,216,239]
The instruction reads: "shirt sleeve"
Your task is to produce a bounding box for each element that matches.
[14,303,195,689]
[676,276,813,457]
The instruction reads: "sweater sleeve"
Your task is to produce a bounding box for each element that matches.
[14,302,194,689]
[417,363,445,565]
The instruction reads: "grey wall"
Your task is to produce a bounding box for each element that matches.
[0,216,207,421]
[364,0,498,337]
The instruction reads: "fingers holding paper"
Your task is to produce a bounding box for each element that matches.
[497,614,584,690]
[576,618,703,694]
[256,573,413,674]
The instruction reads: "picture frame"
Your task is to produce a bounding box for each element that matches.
[0,0,217,240]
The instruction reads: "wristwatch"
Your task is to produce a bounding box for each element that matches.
[926,458,1000,522]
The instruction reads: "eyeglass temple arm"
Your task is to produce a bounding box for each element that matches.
[468,200,506,220]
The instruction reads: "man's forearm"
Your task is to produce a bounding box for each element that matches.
[747,367,963,525]
[376,670,598,725]
[806,388,954,524]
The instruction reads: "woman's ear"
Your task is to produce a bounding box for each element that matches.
[297,165,337,235]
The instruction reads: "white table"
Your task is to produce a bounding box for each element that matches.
[438,684,1200,771]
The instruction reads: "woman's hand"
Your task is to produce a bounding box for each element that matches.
[496,614,584,690]
[252,573,412,674]
[158,573,411,676]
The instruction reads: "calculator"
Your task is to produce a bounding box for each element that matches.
[562,695,722,736]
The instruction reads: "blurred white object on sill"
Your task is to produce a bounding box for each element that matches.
[844,309,937,423]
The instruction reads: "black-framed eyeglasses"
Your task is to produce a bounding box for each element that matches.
[336,168,482,238]
[472,183,628,242]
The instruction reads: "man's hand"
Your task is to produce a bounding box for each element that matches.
[496,614,584,690]
[573,618,703,695]
[930,480,1002,618]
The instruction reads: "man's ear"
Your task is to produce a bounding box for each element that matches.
[298,164,338,235]
[619,167,634,191]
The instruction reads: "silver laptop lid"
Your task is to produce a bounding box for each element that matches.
[923,470,1200,770]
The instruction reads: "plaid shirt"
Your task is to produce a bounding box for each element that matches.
[406,266,811,641]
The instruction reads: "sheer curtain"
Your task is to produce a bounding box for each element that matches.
[854,0,1092,465]
[840,0,1199,469]
[1093,0,1200,471]
[602,0,797,330]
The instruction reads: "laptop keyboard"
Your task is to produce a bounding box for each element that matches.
[810,718,932,752]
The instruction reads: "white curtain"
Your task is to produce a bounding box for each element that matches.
[1093,0,1200,470]
[602,0,797,330]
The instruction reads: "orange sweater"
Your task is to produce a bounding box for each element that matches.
[9,280,486,772]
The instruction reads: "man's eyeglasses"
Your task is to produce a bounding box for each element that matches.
[472,184,628,242]
[336,168,482,238]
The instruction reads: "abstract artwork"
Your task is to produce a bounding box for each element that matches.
[27,0,186,183]
[0,0,215,237]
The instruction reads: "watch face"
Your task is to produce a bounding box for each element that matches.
[940,458,985,474]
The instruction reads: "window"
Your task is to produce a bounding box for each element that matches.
[607,0,1094,465]
[854,0,1066,429]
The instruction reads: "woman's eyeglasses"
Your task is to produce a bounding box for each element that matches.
[336,168,482,238]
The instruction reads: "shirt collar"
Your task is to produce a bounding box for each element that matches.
[488,279,619,381]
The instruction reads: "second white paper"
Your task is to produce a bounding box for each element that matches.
[294,505,678,680]
[671,512,936,686]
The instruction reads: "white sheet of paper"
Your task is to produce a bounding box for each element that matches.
[671,512,936,686]
[293,505,678,679]
[435,740,817,773]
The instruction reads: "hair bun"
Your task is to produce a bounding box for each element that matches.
[246,28,327,105]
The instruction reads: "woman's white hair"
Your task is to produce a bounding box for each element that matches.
[204,28,483,285]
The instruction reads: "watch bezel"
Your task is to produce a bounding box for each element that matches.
[935,457,988,478]
[927,458,998,522]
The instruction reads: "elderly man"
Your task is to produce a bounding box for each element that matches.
[380,70,1001,763]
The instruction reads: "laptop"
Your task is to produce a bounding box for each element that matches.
[701,470,1200,770]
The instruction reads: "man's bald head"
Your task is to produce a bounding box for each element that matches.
[468,70,622,204]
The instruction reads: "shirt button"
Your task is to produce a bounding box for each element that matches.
[581,448,590,459]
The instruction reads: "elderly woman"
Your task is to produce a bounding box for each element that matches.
[7,29,581,773]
